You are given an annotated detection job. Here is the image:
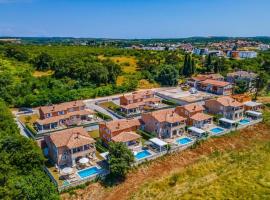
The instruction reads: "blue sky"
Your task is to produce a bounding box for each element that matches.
[0,0,269,38]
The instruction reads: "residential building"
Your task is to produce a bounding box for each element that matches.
[175,103,213,129]
[226,70,257,88]
[99,118,141,147]
[44,127,96,167]
[36,100,95,131]
[111,131,142,150]
[205,96,244,120]
[231,94,252,103]
[197,79,233,95]
[239,51,257,58]
[141,108,186,139]
[227,50,257,59]
[120,90,161,115]
[192,48,209,55]
[231,94,263,112]
[259,44,270,51]
[187,73,224,88]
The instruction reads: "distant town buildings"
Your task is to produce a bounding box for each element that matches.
[226,50,257,59]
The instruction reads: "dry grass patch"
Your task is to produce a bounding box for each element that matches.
[88,129,100,139]
[61,123,270,200]
[33,70,54,77]
[137,79,160,89]
[99,55,138,74]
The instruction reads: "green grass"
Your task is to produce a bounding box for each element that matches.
[130,141,270,200]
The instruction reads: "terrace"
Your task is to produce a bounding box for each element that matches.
[45,153,108,190]
[156,87,216,105]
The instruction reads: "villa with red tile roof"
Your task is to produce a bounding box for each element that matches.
[141,108,187,139]
[99,119,142,149]
[44,127,96,167]
[187,73,224,88]
[36,100,95,131]
[175,103,213,129]
[120,90,161,115]
[197,79,233,95]
[205,96,244,120]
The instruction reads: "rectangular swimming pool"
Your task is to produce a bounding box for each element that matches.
[210,127,225,135]
[77,166,101,179]
[176,137,193,145]
[135,150,152,160]
[239,119,250,125]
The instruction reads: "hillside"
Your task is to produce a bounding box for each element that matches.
[61,116,270,200]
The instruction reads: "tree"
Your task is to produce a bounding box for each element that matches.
[254,72,268,100]
[165,52,180,65]
[182,54,195,77]
[108,142,134,178]
[234,80,249,94]
[4,46,28,61]
[33,52,54,71]
[157,65,179,86]
[204,54,213,72]
[0,100,59,199]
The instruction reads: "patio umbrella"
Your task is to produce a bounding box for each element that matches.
[61,167,73,176]
[79,157,89,165]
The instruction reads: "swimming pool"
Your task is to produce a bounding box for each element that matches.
[77,166,101,179]
[210,127,225,135]
[239,119,250,125]
[176,137,193,145]
[135,150,152,160]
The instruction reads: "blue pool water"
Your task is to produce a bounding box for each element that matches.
[239,119,250,125]
[176,137,193,145]
[135,150,152,160]
[78,167,101,179]
[210,127,225,134]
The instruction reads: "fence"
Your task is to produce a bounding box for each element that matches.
[44,165,109,192]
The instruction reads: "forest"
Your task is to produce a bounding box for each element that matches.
[0,100,59,199]
[0,43,269,108]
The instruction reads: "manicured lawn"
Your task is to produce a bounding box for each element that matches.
[18,113,39,124]
[89,129,100,138]
[99,101,120,110]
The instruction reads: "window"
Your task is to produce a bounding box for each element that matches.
[46,113,52,118]
[62,155,68,160]
[58,111,65,115]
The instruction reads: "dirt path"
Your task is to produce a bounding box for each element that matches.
[61,123,270,200]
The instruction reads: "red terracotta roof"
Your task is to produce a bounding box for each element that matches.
[200,79,231,87]
[100,118,141,133]
[111,131,141,143]
[182,103,205,113]
[47,127,95,149]
[144,108,186,123]
[39,100,85,114]
[216,96,243,107]
[190,113,213,121]
[36,109,94,125]
[121,90,154,101]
